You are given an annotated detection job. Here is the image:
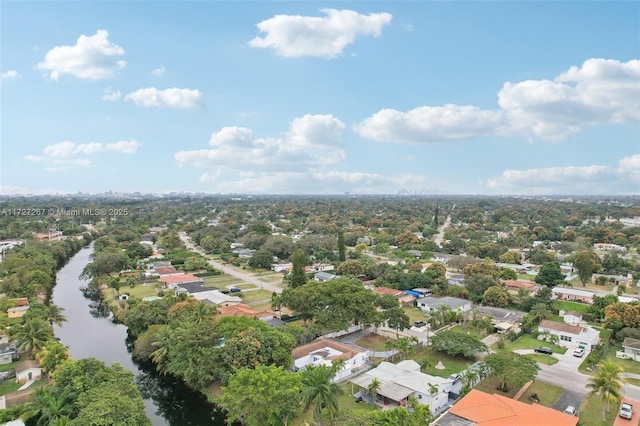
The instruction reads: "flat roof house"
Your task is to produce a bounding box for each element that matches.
[538,320,600,348]
[417,296,472,313]
[373,287,416,305]
[292,337,369,382]
[622,337,640,362]
[437,389,578,426]
[552,287,595,304]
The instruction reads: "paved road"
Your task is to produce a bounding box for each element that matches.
[178,232,284,294]
[434,214,452,248]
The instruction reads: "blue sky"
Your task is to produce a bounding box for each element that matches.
[1,1,638,196]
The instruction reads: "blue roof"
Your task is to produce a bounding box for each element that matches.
[404,290,420,297]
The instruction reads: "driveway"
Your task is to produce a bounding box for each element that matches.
[550,389,584,415]
[613,398,639,426]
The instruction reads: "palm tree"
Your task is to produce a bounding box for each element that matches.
[151,327,171,374]
[35,341,69,377]
[367,378,381,403]
[44,304,67,329]
[529,303,550,324]
[271,292,284,319]
[586,360,624,422]
[192,302,214,324]
[331,358,346,376]
[28,388,72,426]
[14,318,52,358]
[300,364,343,425]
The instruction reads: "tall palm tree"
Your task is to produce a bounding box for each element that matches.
[301,364,343,425]
[151,326,171,375]
[28,388,72,426]
[192,302,214,324]
[271,292,284,319]
[367,378,381,403]
[35,340,70,377]
[529,303,550,324]
[44,304,67,329]
[586,360,624,422]
[14,318,52,358]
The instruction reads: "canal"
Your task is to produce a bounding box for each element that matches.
[51,243,228,425]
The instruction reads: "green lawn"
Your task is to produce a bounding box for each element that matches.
[517,274,535,282]
[0,380,22,396]
[475,376,518,398]
[232,283,258,290]
[0,360,21,373]
[249,302,272,312]
[553,300,591,314]
[409,347,473,378]
[495,334,567,355]
[203,276,244,286]
[126,284,158,299]
[240,290,273,303]
[579,393,617,426]
[625,377,640,386]
[518,380,564,407]
[402,307,428,323]
[524,353,559,366]
[448,324,489,340]
[354,334,390,352]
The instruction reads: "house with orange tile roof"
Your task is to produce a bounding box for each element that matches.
[436,389,578,426]
[373,286,416,305]
[158,273,202,287]
[502,280,539,295]
[216,303,274,321]
[292,337,369,382]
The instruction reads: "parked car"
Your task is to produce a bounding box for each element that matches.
[619,402,633,419]
[230,287,241,293]
[534,347,553,355]
[448,373,461,382]
[564,405,577,416]
[573,348,585,357]
[413,320,427,327]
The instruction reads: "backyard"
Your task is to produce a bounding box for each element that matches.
[475,377,563,407]
[553,300,591,315]
[354,334,389,352]
[494,334,567,355]
[410,346,474,378]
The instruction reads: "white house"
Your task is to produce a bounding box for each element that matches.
[417,296,472,313]
[314,272,338,282]
[189,290,242,308]
[560,310,584,325]
[350,360,453,414]
[538,320,600,348]
[271,262,293,272]
[291,337,369,382]
[621,338,640,362]
[15,360,42,384]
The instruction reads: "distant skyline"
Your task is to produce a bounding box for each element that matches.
[1,1,639,196]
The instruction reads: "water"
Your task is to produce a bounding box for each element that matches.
[52,244,228,426]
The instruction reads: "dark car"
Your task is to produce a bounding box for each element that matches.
[414,320,427,327]
[534,347,553,355]
[230,287,241,293]
[220,289,231,294]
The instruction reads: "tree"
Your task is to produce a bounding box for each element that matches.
[604,302,640,331]
[481,352,539,392]
[586,360,624,422]
[218,365,302,426]
[384,307,411,338]
[367,378,381,402]
[588,295,618,321]
[300,364,343,425]
[534,261,566,288]
[289,249,308,288]
[463,261,500,280]
[44,304,67,329]
[29,388,72,426]
[430,331,488,358]
[270,292,284,319]
[529,303,551,323]
[14,318,53,357]
[248,248,275,269]
[482,286,509,308]
[336,260,365,277]
[573,250,600,286]
[36,340,69,377]
[337,230,346,262]
[465,274,500,303]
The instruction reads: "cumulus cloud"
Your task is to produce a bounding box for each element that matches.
[356,58,640,143]
[486,154,640,194]
[249,8,392,58]
[25,140,141,169]
[35,30,126,80]
[175,114,346,172]
[152,65,165,76]
[124,87,204,109]
[1,70,21,81]
[102,86,122,101]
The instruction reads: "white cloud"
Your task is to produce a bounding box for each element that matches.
[175,114,346,172]
[356,58,640,143]
[355,105,505,143]
[102,86,122,101]
[124,87,204,109]
[486,154,640,194]
[35,30,126,80]
[0,70,21,80]
[152,65,165,76]
[249,8,393,58]
[25,140,141,169]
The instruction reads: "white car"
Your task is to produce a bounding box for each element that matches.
[573,348,585,357]
[564,405,577,416]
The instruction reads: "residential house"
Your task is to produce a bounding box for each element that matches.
[478,306,525,334]
[538,320,600,348]
[7,306,28,319]
[350,360,453,414]
[561,310,584,325]
[232,248,255,259]
[412,288,433,298]
[158,273,203,288]
[0,335,17,365]
[216,303,274,321]
[417,296,472,313]
[593,243,627,252]
[552,287,595,304]
[15,360,42,384]
[503,280,538,295]
[621,338,640,361]
[292,337,369,382]
[305,263,335,273]
[189,289,242,308]
[271,262,293,272]
[373,287,416,305]
[314,272,337,282]
[436,389,578,426]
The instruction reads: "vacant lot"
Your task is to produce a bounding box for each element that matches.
[240,289,273,303]
[402,307,429,323]
[554,300,591,315]
[518,380,564,407]
[495,334,567,355]
[355,334,389,352]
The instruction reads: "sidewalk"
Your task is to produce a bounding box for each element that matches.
[17,379,35,391]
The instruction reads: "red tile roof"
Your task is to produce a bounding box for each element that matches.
[449,389,578,426]
[158,274,200,284]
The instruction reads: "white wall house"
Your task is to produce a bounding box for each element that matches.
[417,296,472,313]
[291,337,369,382]
[350,360,453,414]
[622,338,640,362]
[538,320,600,348]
